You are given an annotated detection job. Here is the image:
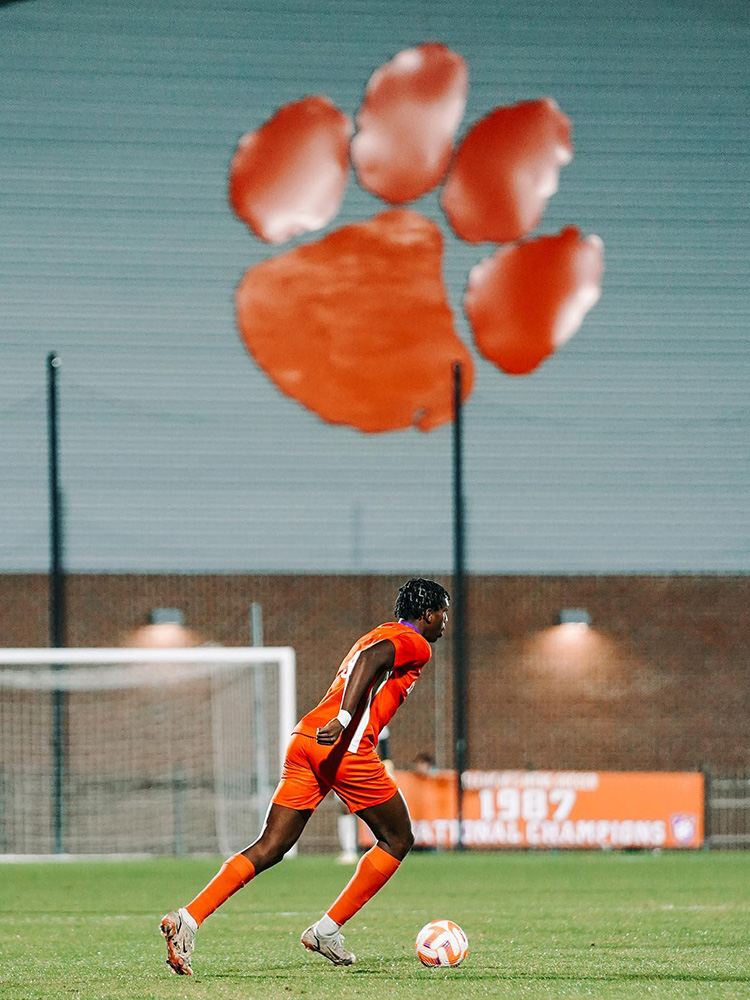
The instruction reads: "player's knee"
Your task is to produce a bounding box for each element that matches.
[251,844,285,872]
[246,832,292,872]
[267,848,288,869]
[387,827,414,860]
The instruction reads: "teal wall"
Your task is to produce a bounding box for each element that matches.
[1,0,748,572]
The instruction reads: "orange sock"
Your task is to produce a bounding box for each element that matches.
[185,852,255,926]
[327,845,401,927]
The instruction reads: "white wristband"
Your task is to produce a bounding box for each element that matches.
[336,709,352,728]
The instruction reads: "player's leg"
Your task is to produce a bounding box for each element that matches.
[303,787,413,966]
[326,790,413,925]
[161,804,311,975]
[161,734,325,975]
[191,803,312,920]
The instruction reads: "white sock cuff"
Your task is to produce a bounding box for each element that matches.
[316,914,341,938]
[179,907,198,933]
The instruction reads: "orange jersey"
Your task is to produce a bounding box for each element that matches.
[294,622,432,754]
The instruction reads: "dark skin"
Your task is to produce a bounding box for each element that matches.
[240,601,449,873]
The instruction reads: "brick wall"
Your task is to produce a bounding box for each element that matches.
[2,573,748,774]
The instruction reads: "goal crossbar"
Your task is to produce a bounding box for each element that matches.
[0,647,295,664]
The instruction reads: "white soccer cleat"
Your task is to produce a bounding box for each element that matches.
[159,910,196,976]
[301,924,356,966]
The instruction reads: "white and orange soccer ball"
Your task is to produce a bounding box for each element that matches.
[415,919,469,967]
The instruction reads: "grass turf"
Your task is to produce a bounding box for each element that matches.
[1,851,748,999]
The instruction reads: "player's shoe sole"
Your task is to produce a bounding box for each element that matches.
[301,924,355,966]
[159,911,195,976]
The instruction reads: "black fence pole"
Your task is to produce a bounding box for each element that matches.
[452,362,467,850]
[47,352,67,854]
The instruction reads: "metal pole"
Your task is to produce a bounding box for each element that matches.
[173,764,186,856]
[47,352,67,854]
[452,362,467,850]
[250,603,271,830]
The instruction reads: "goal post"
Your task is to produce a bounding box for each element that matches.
[0,647,296,857]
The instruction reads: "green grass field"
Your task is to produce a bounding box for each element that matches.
[1,851,748,999]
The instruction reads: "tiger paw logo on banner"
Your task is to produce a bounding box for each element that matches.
[670,813,698,846]
[228,43,604,432]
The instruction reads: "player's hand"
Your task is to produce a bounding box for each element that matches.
[316,718,345,745]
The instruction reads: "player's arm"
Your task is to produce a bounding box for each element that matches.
[316,639,396,745]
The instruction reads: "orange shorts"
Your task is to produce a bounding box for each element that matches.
[272,732,399,814]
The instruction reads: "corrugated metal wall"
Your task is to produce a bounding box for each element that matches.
[1,0,748,572]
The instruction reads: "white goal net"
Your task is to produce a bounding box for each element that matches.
[0,647,296,857]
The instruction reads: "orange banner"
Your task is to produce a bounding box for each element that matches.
[359,770,704,849]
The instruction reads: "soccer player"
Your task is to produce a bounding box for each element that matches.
[160,577,449,975]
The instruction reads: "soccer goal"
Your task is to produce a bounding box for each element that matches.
[0,647,296,858]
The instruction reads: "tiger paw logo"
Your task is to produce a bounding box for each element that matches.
[229,43,604,433]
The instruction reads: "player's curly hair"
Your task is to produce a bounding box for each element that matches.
[394,578,450,620]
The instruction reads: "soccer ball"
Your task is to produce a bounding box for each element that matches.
[415,919,469,967]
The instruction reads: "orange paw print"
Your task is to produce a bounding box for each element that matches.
[229,43,604,433]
